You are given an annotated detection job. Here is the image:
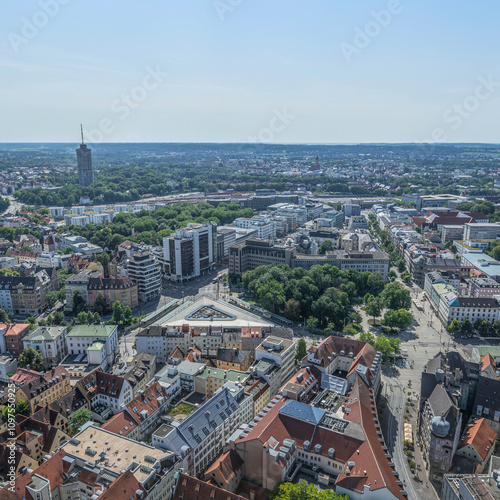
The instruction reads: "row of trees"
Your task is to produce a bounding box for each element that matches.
[448,317,500,336]
[359,332,401,360]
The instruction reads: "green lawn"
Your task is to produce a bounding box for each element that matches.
[168,403,196,417]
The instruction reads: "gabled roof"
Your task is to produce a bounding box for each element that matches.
[458,418,497,461]
[173,473,245,500]
[481,353,496,372]
[204,449,244,484]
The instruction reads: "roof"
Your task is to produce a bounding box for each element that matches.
[0,323,30,338]
[216,348,250,364]
[99,470,147,500]
[279,400,325,425]
[196,367,247,382]
[163,387,239,451]
[23,326,67,342]
[77,369,127,400]
[173,473,246,500]
[67,325,117,338]
[204,449,244,484]
[481,353,496,372]
[458,418,497,461]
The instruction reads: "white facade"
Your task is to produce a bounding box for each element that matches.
[255,336,295,385]
[23,326,68,368]
[66,325,118,369]
[127,252,162,301]
[48,207,65,218]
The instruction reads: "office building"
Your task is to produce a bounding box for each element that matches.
[229,238,295,277]
[163,222,217,282]
[127,251,162,301]
[76,126,94,187]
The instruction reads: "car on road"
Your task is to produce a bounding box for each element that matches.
[119,362,125,369]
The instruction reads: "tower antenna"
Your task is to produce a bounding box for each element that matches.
[80,124,84,145]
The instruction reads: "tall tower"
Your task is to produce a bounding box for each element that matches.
[76,125,93,187]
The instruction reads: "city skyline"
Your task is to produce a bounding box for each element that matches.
[1,1,499,144]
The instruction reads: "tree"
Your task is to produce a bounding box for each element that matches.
[94,292,108,315]
[77,311,89,324]
[16,400,30,417]
[72,290,86,315]
[69,407,92,436]
[461,318,474,334]
[257,281,285,314]
[64,247,73,255]
[318,239,334,255]
[350,311,362,324]
[448,319,461,334]
[112,301,125,324]
[306,316,319,333]
[18,346,44,371]
[284,298,301,321]
[295,338,307,361]
[269,480,349,500]
[343,323,358,336]
[365,296,383,324]
[382,282,411,310]
[400,271,411,283]
[388,270,397,280]
[0,308,9,323]
[382,309,413,331]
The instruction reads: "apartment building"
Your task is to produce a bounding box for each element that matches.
[234,216,276,240]
[76,369,133,422]
[152,386,243,477]
[65,269,102,312]
[216,348,251,371]
[163,222,217,282]
[22,326,67,368]
[87,276,139,310]
[255,336,295,386]
[66,325,118,369]
[0,323,30,358]
[101,380,170,441]
[194,367,249,398]
[12,366,72,413]
[469,277,500,298]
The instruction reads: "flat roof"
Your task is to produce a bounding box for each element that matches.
[196,367,247,382]
[62,425,173,483]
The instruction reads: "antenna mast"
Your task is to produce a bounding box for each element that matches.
[80,124,84,145]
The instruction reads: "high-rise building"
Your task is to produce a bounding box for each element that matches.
[76,125,93,187]
[127,251,162,301]
[162,222,217,282]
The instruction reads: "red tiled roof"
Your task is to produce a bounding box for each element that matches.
[458,418,497,461]
[99,470,147,499]
[481,353,496,372]
[2,323,30,338]
[100,408,138,436]
[204,449,244,485]
[173,473,245,500]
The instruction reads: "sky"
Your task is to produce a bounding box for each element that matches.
[0,1,498,144]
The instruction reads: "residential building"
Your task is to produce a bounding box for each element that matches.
[76,369,133,422]
[66,325,118,369]
[455,418,497,471]
[234,217,276,240]
[0,415,69,465]
[245,377,270,417]
[87,276,139,310]
[194,367,249,398]
[204,450,245,494]
[229,238,295,277]
[123,352,157,396]
[217,227,237,259]
[0,323,30,358]
[101,380,170,440]
[0,277,13,313]
[255,336,295,386]
[163,222,217,282]
[302,335,382,392]
[216,348,251,372]
[65,269,101,312]
[22,326,67,368]
[173,473,246,500]
[152,386,242,477]
[11,366,72,413]
[342,203,361,217]
[10,275,49,315]
[127,251,162,301]
[442,472,500,500]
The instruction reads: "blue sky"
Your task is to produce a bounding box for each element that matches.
[0,1,498,143]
